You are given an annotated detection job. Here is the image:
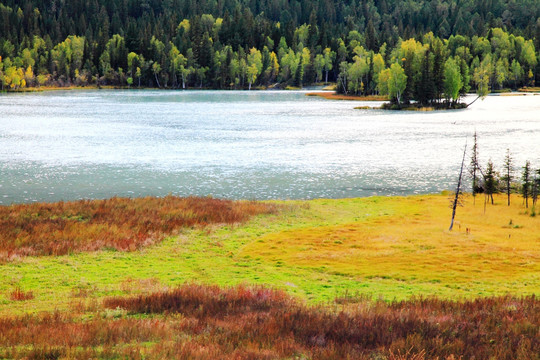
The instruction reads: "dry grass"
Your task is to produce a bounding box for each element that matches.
[518,87,540,93]
[0,196,277,260]
[0,284,537,359]
[241,194,540,295]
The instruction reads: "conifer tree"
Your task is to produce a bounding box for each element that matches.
[522,161,532,208]
[484,160,496,205]
[501,148,513,206]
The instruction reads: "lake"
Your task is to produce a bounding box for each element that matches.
[0,90,538,203]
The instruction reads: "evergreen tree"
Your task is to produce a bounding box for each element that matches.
[484,160,497,205]
[469,131,481,200]
[522,161,531,208]
[501,148,514,206]
[365,19,378,51]
[532,169,540,209]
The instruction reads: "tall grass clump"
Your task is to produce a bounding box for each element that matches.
[0,196,277,260]
[0,284,537,359]
[9,287,34,301]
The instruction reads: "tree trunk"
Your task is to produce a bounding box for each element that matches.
[449,142,467,231]
[467,95,481,107]
[507,170,511,206]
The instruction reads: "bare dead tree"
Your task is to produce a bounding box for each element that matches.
[450,142,467,231]
[469,131,480,204]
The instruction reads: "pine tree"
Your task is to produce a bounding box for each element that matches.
[532,169,540,209]
[501,148,513,206]
[469,131,481,201]
[522,161,531,208]
[484,160,496,205]
[365,19,378,51]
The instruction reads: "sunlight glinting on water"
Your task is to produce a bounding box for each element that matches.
[0,90,539,203]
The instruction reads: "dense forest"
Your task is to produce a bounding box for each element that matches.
[0,0,539,104]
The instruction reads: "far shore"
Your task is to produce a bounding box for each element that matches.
[305,91,387,101]
[3,86,540,98]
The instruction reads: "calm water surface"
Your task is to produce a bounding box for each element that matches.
[0,90,538,203]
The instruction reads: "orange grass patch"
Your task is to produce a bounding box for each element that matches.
[9,287,34,301]
[518,87,540,93]
[241,194,540,290]
[0,196,277,260]
[306,92,387,101]
[0,284,537,359]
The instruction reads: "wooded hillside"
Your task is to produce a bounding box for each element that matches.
[1,0,539,102]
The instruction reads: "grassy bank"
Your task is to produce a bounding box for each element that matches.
[1,193,538,316]
[0,193,538,358]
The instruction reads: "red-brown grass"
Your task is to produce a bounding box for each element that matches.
[9,287,34,301]
[0,196,277,260]
[104,283,291,318]
[0,284,536,359]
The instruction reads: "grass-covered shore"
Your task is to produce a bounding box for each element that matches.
[0,193,538,358]
[1,193,538,313]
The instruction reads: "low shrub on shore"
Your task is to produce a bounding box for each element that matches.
[0,196,277,260]
[0,284,537,359]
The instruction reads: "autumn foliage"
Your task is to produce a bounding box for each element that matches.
[0,284,537,359]
[0,196,277,260]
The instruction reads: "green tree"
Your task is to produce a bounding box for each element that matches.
[313,54,324,83]
[501,149,513,206]
[510,59,523,88]
[99,50,112,78]
[372,53,386,93]
[470,56,491,106]
[322,47,335,83]
[533,169,540,209]
[443,57,463,106]
[135,67,142,87]
[152,62,162,87]
[484,160,497,205]
[387,63,407,105]
[522,161,531,208]
[246,48,262,90]
[127,52,139,81]
[347,51,369,95]
[494,58,508,89]
[265,51,279,84]
[469,131,481,201]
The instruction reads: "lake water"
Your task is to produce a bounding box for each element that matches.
[0,90,538,203]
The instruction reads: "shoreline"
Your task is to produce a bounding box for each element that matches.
[4,85,540,96]
[305,91,387,101]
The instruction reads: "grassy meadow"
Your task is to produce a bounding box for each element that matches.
[0,193,538,358]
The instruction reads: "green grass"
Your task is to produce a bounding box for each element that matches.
[1,194,538,315]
